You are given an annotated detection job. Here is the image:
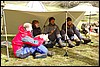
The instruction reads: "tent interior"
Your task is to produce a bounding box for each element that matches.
[2,9,85,34]
[1,2,99,35]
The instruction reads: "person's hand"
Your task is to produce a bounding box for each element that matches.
[50,29,55,35]
[51,30,55,33]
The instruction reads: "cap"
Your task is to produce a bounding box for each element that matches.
[23,23,32,31]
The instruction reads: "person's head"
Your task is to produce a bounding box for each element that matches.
[23,23,32,32]
[32,20,40,28]
[49,17,55,25]
[67,17,73,26]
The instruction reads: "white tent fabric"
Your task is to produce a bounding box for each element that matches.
[2,3,84,34]
[3,9,66,34]
[67,3,99,26]
[3,4,37,12]
[26,1,68,12]
[68,3,99,16]
[67,11,85,26]
[26,1,47,12]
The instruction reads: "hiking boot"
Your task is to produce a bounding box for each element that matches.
[67,40,75,48]
[34,54,47,59]
[44,41,56,48]
[58,43,66,48]
[47,51,55,57]
[62,42,66,46]
[68,43,75,48]
[82,38,91,44]
[75,40,81,46]
[58,38,66,48]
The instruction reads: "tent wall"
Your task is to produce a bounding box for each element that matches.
[3,9,84,34]
[4,9,66,34]
[67,11,85,26]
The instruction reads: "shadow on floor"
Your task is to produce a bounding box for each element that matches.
[1,45,15,58]
[67,49,99,66]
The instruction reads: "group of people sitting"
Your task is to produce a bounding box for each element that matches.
[81,22,99,33]
[12,17,91,59]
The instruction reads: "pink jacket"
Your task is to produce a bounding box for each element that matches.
[12,25,44,57]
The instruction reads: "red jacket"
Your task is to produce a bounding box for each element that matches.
[12,25,44,57]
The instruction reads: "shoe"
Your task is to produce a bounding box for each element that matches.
[62,43,67,47]
[34,54,47,59]
[58,43,67,48]
[67,40,75,48]
[57,45,63,48]
[58,39,66,48]
[47,51,55,57]
[75,40,81,46]
[68,43,75,48]
[82,38,91,44]
[44,41,55,48]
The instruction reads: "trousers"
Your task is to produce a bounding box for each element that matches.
[16,45,48,58]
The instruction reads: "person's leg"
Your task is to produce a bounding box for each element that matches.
[36,45,48,54]
[47,33,56,48]
[70,35,81,46]
[16,46,36,59]
[43,40,56,48]
[74,28,84,40]
[60,30,66,41]
[66,35,75,48]
[34,45,48,58]
[56,34,66,48]
[74,28,91,44]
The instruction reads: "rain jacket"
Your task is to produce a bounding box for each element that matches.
[12,25,44,57]
[43,23,60,41]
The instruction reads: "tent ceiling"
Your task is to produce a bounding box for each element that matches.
[2,2,95,34]
[3,9,66,34]
[26,1,47,12]
[3,9,84,34]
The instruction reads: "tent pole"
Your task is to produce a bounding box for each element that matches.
[65,11,67,41]
[3,7,10,62]
[63,11,68,57]
[89,11,91,38]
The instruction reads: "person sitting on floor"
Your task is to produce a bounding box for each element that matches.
[61,17,91,47]
[43,17,66,48]
[31,20,42,37]
[12,22,51,59]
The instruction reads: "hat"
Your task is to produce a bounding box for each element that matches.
[23,23,32,31]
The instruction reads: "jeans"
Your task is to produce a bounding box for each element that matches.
[16,45,48,58]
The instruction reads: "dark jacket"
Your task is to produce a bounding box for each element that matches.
[32,27,41,37]
[43,23,60,41]
[62,22,83,40]
[62,22,76,36]
[61,22,66,32]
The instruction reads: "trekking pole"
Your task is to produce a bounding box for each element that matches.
[2,3,10,62]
